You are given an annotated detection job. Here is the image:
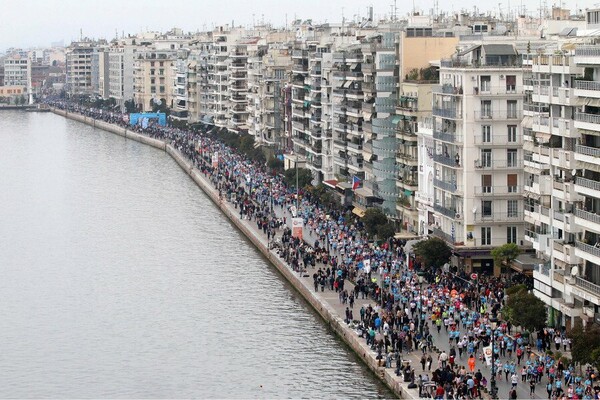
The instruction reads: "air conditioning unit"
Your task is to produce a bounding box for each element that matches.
[455,213,461,219]
[475,160,482,168]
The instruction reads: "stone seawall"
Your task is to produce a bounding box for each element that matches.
[53,109,413,399]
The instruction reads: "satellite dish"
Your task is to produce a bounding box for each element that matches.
[571,266,579,277]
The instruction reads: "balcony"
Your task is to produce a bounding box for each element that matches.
[433,107,459,119]
[575,112,600,131]
[575,240,600,260]
[434,178,461,193]
[475,212,524,223]
[574,276,600,298]
[474,110,523,120]
[575,177,600,195]
[432,227,455,244]
[474,159,523,169]
[575,208,600,232]
[474,186,522,196]
[433,154,461,168]
[576,144,600,157]
[433,131,462,143]
[434,203,458,219]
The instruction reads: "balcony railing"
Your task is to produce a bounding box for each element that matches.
[475,212,524,222]
[576,144,600,157]
[575,276,600,297]
[474,185,522,195]
[575,45,600,57]
[433,130,463,143]
[433,154,461,168]
[432,227,455,244]
[576,112,600,125]
[575,177,600,192]
[474,110,523,120]
[575,208,600,225]
[576,240,600,259]
[434,178,460,193]
[434,203,458,218]
[433,107,459,119]
[574,80,600,91]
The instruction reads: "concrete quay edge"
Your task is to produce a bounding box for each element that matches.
[52,109,417,399]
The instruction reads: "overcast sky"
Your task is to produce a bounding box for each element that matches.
[2,0,595,51]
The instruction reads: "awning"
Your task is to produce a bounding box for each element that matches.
[350,63,359,71]
[404,189,413,196]
[323,179,338,189]
[522,115,533,129]
[342,81,352,88]
[354,187,374,198]
[391,115,403,124]
[536,132,551,142]
[352,207,366,217]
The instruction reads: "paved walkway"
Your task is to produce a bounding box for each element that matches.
[268,204,546,399]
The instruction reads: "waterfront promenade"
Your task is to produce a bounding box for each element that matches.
[48,103,591,400]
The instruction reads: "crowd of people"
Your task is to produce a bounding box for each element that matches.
[47,99,599,399]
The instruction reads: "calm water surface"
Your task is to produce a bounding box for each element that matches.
[0,111,395,399]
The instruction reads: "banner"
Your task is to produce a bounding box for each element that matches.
[212,152,219,168]
[291,218,303,240]
[483,345,493,366]
[363,259,371,274]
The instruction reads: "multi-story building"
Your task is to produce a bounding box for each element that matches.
[133,49,176,112]
[523,49,584,329]
[332,45,364,186]
[228,42,249,133]
[247,45,292,149]
[65,41,96,96]
[431,43,526,275]
[3,53,30,87]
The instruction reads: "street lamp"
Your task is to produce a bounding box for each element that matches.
[417,271,425,334]
[489,317,498,399]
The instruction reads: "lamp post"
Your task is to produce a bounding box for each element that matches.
[489,318,498,399]
[417,271,425,334]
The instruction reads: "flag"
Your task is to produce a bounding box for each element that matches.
[352,175,361,191]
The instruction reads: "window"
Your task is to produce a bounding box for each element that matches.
[507,226,517,244]
[480,75,491,92]
[150,78,155,84]
[507,174,518,192]
[150,86,156,94]
[150,62,155,67]
[508,125,517,142]
[482,200,492,216]
[150,69,155,76]
[507,100,518,118]
[481,149,492,167]
[506,75,516,92]
[482,175,492,193]
[159,69,164,76]
[481,227,492,245]
[507,200,518,217]
[159,86,165,93]
[482,125,491,143]
[481,100,492,118]
[159,61,164,67]
[507,149,517,167]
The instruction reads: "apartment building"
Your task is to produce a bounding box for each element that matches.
[66,41,96,95]
[247,46,292,149]
[133,50,176,112]
[431,43,525,275]
[228,42,249,133]
[3,52,30,86]
[332,45,364,187]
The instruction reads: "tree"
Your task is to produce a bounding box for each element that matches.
[361,208,389,238]
[377,223,396,241]
[569,322,600,368]
[491,243,521,271]
[505,291,547,332]
[283,167,313,189]
[124,99,137,113]
[267,156,284,173]
[412,237,452,269]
